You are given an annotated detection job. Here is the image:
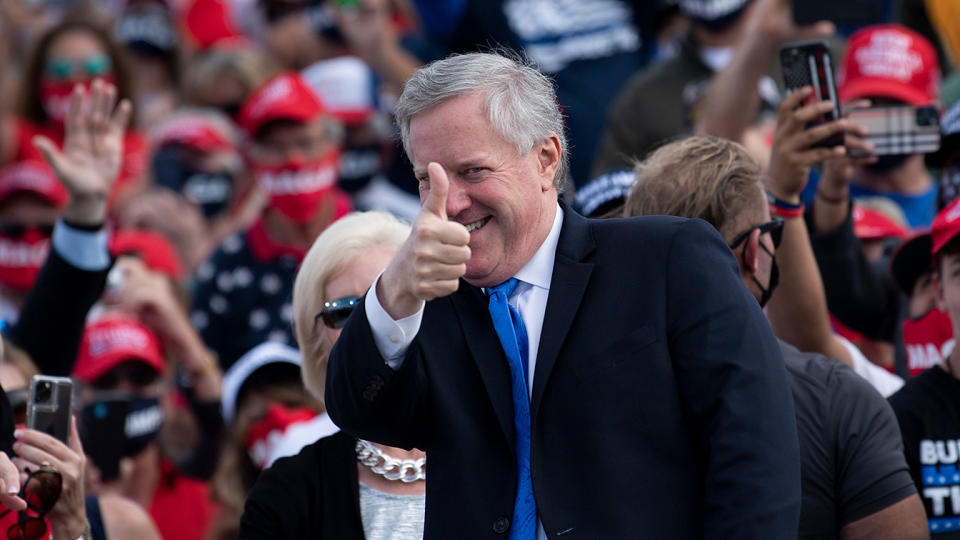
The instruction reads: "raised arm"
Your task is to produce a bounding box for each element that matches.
[10,80,131,375]
[695,0,833,142]
[763,88,871,367]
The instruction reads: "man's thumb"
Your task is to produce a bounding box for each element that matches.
[423,162,449,219]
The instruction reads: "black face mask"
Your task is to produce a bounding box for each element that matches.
[751,242,780,308]
[152,145,235,218]
[864,153,912,174]
[337,144,382,193]
[81,396,164,481]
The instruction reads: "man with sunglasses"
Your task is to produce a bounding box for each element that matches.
[326,52,801,539]
[625,134,927,539]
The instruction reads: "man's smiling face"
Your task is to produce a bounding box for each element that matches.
[409,92,559,288]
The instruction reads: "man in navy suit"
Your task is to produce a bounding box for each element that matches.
[325,52,801,539]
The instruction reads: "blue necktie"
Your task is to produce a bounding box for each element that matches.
[488,278,536,540]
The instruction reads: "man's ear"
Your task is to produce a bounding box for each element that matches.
[742,229,762,275]
[537,135,562,191]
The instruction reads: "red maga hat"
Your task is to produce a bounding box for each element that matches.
[839,24,940,106]
[0,161,68,208]
[74,316,166,383]
[110,229,184,281]
[931,197,960,256]
[852,205,909,241]
[238,73,326,137]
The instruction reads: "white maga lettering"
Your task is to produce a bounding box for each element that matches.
[923,439,939,465]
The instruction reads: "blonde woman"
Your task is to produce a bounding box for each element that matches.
[239,211,425,540]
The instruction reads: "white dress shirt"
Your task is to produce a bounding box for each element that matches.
[365,205,563,540]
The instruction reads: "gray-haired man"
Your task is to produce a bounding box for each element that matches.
[325,52,801,539]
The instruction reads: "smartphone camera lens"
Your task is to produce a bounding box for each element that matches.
[917,107,938,127]
[34,381,51,403]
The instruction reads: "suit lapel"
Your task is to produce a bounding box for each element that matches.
[531,208,595,421]
[449,281,516,449]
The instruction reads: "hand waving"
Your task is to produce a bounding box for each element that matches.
[33,79,132,226]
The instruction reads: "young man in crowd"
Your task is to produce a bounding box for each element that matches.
[831,24,941,228]
[890,199,960,536]
[191,72,351,369]
[624,134,926,538]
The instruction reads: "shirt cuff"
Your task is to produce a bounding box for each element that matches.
[365,274,423,369]
[51,220,110,271]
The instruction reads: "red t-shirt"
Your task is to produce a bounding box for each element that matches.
[148,459,218,540]
[13,117,147,208]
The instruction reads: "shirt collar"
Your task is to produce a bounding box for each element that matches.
[514,203,563,291]
[246,219,306,263]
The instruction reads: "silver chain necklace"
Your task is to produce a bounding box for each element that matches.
[355,440,426,483]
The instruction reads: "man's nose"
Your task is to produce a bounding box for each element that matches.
[445,179,471,218]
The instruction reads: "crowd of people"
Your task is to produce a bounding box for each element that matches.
[0,0,958,538]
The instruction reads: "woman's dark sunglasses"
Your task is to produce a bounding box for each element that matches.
[314,296,360,329]
[0,466,62,540]
[0,223,55,239]
[728,218,785,251]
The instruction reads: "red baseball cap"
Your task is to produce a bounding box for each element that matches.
[181,0,245,51]
[74,316,166,383]
[839,24,940,106]
[110,229,184,281]
[931,197,960,256]
[238,73,326,137]
[150,112,237,153]
[0,161,68,208]
[852,205,909,241]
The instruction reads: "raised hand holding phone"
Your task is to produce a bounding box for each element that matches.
[377,162,471,320]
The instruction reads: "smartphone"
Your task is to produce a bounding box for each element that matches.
[792,0,887,27]
[780,41,843,148]
[26,375,73,445]
[848,105,941,156]
[80,398,130,481]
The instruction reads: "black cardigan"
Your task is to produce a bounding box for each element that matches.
[238,431,365,539]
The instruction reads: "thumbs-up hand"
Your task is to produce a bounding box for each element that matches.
[378,163,471,319]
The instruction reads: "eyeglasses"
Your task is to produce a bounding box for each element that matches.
[0,466,62,540]
[90,361,161,391]
[0,223,55,240]
[728,218,785,251]
[314,296,360,329]
[44,54,113,80]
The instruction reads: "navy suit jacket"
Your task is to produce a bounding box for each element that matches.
[326,209,801,539]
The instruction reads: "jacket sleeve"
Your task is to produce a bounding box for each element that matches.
[666,219,801,540]
[9,247,110,376]
[324,298,430,451]
[805,203,900,342]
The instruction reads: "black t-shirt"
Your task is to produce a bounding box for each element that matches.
[890,365,960,537]
[781,341,916,538]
